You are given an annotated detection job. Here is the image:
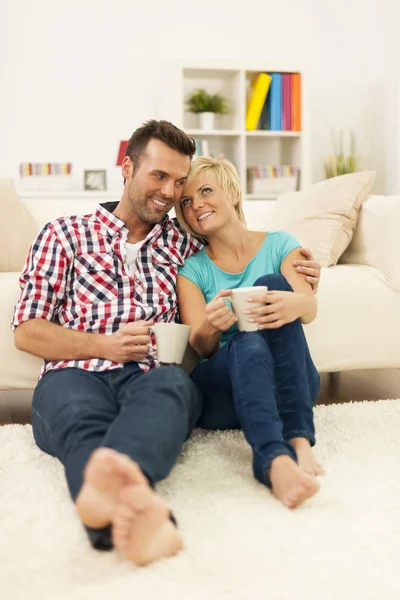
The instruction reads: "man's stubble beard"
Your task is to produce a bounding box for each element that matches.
[128,182,168,225]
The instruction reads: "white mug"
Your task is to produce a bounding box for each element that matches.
[230,286,268,332]
[149,322,191,365]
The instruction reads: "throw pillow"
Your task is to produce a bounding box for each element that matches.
[272,171,376,267]
[340,194,400,291]
[0,179,37,272]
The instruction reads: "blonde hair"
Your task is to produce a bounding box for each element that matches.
[175,156,246,240]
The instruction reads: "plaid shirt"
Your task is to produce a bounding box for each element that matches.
[12,202,203,379]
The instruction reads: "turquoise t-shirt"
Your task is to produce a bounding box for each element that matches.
[178,230,301,347]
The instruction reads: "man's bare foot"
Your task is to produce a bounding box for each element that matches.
[269,454,320,509]
[290,437,325,476]
[112,484,183,566]
[75,448,148,529]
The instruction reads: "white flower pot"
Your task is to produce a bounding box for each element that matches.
[199,112,215,130]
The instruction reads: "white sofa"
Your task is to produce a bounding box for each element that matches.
[1,195,399,407]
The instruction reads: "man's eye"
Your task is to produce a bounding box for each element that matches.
[156,173,165,180]
[175,180,185,188]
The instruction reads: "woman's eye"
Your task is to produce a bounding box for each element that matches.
[182,198,191,207]
[202,187,212,194]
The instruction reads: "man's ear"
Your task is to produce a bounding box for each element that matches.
[121,156,133,181]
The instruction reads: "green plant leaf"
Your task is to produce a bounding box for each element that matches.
[323,130,360,178]
[185,88,229,114]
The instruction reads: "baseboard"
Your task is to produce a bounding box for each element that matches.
[0,389,33,424]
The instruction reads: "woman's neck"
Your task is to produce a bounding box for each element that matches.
[206,220,258,261]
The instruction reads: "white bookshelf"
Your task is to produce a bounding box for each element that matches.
[157,61,311,201]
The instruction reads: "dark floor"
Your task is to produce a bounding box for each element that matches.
[318,368,400,405]
[1,369,399,426]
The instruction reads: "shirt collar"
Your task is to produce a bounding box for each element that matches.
[95,203,126,234]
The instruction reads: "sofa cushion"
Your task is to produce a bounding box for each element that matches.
[340,195,400,291]
[304,264,400,372]
[2,264,399,392]
[272,171,376,267]
[0,180,37,272]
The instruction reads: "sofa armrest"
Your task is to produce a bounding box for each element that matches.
[0,273,42,390]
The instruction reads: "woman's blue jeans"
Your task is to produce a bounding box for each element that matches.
[190,274,320,487]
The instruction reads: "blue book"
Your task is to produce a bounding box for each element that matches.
[268,73,282,131]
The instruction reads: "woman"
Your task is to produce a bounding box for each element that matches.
[175,157,324,509]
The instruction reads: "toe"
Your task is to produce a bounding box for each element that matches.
[119,484,152,512]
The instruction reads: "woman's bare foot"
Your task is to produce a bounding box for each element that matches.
[290,437,325,476]
[269,454,320,509]
[112,484,183,566]
[75,448,148,529]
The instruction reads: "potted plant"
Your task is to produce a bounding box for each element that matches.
[323,130,359,178]
[185,88,229,130]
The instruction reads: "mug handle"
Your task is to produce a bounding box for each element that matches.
[224,296,235,316]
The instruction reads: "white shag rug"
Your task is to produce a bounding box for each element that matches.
[1,400,400,600]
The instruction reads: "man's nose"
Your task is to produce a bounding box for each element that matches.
[160,179,175,199]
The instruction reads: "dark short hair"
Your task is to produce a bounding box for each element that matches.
[124,120,196,180]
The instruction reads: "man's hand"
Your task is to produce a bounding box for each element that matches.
[293,247,321,294]
[101,320,154,363]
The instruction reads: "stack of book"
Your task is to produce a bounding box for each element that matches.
[247,165,300,195]
[246,72,301,131]
[19,162,73,191]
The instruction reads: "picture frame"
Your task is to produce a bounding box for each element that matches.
[84,169,107,191]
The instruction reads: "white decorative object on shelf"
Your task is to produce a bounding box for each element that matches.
[19,176,73,192]
[156,60,311,201]
[199,112,215,130]
[250,176,298,195]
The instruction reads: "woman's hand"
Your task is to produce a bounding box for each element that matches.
[205,289,237,332]
[245,290,305,329]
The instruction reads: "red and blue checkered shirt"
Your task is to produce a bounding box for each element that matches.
[12,203,203,379]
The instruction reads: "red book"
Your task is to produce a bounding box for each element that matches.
[116,140,128,166]
[282,74,292,131]
[291,73,301,131]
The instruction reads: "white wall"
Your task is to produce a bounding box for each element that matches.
[2,0,400,193]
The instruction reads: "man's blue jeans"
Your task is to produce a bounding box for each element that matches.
[191,274,320,487]
[31,362,203,550]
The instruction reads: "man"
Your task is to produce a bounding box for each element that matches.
[12,120,321,566]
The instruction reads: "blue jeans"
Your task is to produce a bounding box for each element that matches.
[31,362,202,550]
[190,274,320,487]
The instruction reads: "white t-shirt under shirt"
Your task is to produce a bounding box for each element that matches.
[125,241,143,275]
